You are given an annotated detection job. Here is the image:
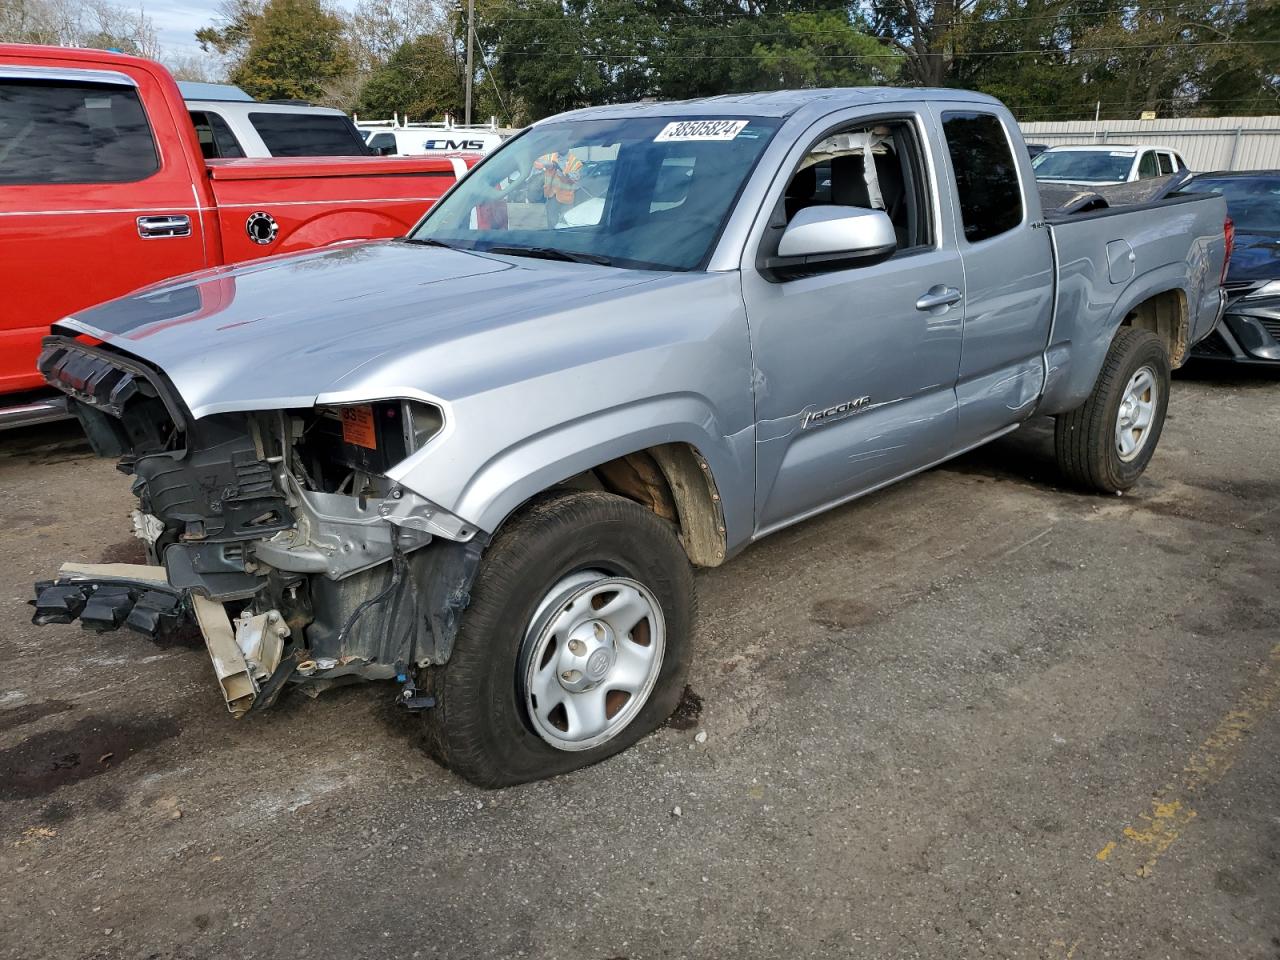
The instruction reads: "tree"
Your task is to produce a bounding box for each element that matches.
[356,32,463,118]
[350,0,446,66]
[224,0,356,102]
[196,0,264,60]
[1,0,160,56]
[866,0,977,87]
[478,0,896,124]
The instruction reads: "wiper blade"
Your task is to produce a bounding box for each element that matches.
[485,245,613,266]
[401,237,457,249]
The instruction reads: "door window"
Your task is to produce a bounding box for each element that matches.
[775,116,933,262]
[1157,152,1175,175]
[189,110,245,159]
[940,112,1023,243]
[0,79,159,184]
[1137,151,1160,178]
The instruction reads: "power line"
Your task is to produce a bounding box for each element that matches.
[493,38,1280,60]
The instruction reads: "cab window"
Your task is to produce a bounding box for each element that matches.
[0,78,159,184]
[779,117,933,254]
[941,111,1023,242]
[1138,151,1160,179]
[1157,152,1175,176]
[248,112,372,157]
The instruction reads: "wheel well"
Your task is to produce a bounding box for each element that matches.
[563,443,728,567]
[1121,289,1189,367]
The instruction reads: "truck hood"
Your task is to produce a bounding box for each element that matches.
[61,241,665,418]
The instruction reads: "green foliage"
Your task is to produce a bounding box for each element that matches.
[477,0,899,124]
[357,33,464,118]
[224,0,355,102]
[179,0,1280,124]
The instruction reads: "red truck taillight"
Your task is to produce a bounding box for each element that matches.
[1222,216,1234,284]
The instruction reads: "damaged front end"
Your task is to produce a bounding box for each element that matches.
[32,337,484,717]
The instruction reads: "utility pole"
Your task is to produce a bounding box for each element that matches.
[464,0,475,126]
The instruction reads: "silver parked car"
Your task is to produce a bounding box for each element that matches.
[33,89,1229,786]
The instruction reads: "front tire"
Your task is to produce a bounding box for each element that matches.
[420,491,696,788]
[1054,327,1171,493]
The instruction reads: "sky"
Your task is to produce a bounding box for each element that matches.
[148,0,360,57]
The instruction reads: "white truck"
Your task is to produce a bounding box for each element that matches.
[357,116,506,157]
[1033,143,1189,185]
[178,82,373,159]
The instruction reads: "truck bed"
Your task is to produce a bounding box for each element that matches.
[1039,188,1228,414]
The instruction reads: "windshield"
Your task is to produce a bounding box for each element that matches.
[1032,149,1135,182]
[410,115,782,271]
[1183,176,1280,234]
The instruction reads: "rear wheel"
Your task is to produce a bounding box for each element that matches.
[1054,327,1171,493]
[420,491,695,787]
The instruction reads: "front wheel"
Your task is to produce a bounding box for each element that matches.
[420,491,696,788]
[1054,327,1171,493]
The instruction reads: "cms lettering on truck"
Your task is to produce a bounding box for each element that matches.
[0,44,474,429]
[30,89,1229,787]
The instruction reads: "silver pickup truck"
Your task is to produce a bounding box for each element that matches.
[32,88,1229,787]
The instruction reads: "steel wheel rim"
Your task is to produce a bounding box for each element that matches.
[1115,365,1158,462]
[519,572,666,752]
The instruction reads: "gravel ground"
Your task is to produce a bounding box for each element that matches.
[0,363,1277,960]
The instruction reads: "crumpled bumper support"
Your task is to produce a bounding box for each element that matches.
[32,563,183,637]
[30,562,292,718]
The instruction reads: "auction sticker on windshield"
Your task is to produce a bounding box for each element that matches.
[655,119,750,142]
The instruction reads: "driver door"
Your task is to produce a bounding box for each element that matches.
[740,108,966,534]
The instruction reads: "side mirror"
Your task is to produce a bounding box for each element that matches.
[775,205,896,265]
[378,145,397,156]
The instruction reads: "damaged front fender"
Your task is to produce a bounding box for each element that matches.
[32,337,490,716]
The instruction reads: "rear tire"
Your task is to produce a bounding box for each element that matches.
[420,491,696,788]
[1054,327,1171,493]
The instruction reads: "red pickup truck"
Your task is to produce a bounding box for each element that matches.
[0,44,470,426]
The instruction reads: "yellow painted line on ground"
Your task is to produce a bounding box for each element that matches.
[1095,641,1280,878]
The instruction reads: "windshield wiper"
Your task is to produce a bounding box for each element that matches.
[402,237,457,249]
[484,245,614,266]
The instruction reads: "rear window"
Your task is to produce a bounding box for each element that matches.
[248,112,372,157]
[0,79,159,184]
[941,111,1023,243]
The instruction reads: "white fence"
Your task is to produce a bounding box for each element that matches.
[1018,116,1280,172]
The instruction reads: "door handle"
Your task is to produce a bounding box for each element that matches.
[915,285,963,311]
[137,215,192,239]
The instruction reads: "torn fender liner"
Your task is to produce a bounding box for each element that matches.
[302,535,487,673]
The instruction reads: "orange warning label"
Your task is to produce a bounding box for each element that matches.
[340,405,377,449]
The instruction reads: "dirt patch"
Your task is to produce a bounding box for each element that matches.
[0,699,74,733]
[0,713,180,803]
[665,685,703,731]
[810,596,878,631]
[99,539,147,564]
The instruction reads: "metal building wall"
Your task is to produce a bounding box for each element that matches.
[1018,117,1280,172]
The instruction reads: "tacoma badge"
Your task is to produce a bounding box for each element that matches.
[802,396,871,429]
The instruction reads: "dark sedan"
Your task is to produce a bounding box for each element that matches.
[1183,171,1280,363]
